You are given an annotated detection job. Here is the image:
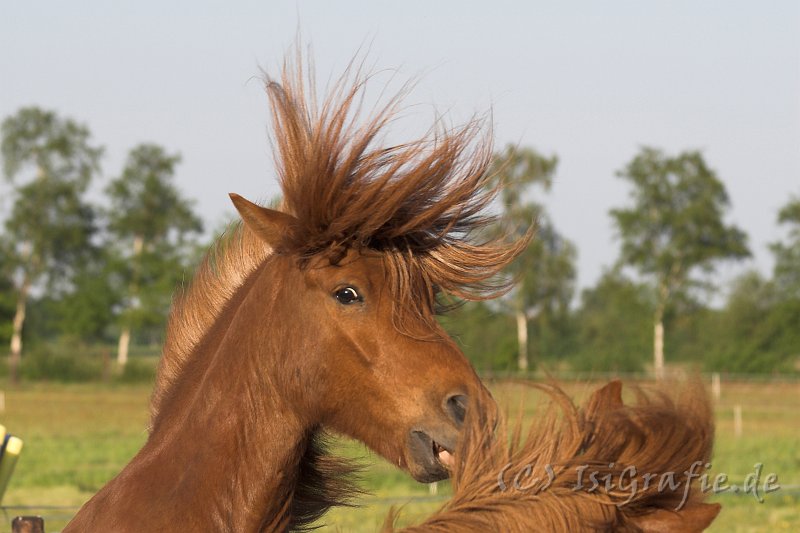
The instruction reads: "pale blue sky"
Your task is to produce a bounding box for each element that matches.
[1,1,798,296]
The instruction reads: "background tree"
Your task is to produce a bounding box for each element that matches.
[710,193,800,373]
[47,248,119,343]
[704,272,780,372]
[515,219,577,368]
[106,144,203,365]
[486,145,576,371]
[0,240,15,347]
[771,193,800,299]
[1,107,102,382]
[572,270,653,372]
[610,148,749,379]
[439,301,518,372]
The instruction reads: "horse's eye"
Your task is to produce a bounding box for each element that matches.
[334,286,361,305]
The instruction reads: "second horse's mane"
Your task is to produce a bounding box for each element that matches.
[386,380,717,532]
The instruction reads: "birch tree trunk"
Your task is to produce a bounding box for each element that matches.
[117,234,144,366]
[116,328,131,367]
[9,239,35,385]
[9,277,31,385]
[653,279,670,381]
[653,310,665,381]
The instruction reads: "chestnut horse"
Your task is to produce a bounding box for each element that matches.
[65,58,520,532]
[65,56,719,532]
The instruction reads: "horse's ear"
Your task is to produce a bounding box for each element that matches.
[229,193,296,247]
[629,503,721,532]
[585,379,624,415]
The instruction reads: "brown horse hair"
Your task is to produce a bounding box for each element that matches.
[151,52,530,421]
[384,379,720,532]
[289,430,363,531]
[63,48,723,531]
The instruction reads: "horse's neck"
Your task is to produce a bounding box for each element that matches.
[150,340,309,529]
[70,265,314,532]
[151,266,314,529]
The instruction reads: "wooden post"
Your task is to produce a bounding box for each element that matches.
[102,348,111,383]
[711,373,721,401]
[11,516,44,533]
[516,311,528,372]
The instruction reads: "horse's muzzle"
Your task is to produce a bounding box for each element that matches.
[407,428,456,482]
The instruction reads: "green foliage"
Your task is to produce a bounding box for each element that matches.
[440,302,518,372]
[610,147,750,374]
[704,272,800,373]
[106,144,203,340]
[571,271,653,371]
[1,107,102,188]
[520,221,577,357]
[662,302,713,365]
[106,144,202,243]
[0,243,14,345]
[0,110,207,368]
[486,145,576,370]
[6,177,98,284]
[770,193,800,299]
[9,339,158,383]
[118,357,157,384]
[487,144,557,215]
[20,344,103,382]
[49,256,120,341]
[1,107,102,283]
[1,107,103,370]
[0,107,796,381]
[611,148,749,283]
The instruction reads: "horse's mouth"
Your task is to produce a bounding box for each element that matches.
[408,430,456,482]
[432,439,454,468]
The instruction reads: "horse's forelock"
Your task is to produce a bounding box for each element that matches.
[266,53,529,329]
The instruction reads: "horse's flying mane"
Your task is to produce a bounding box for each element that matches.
[151,54,529,420]
[386,380,719,532]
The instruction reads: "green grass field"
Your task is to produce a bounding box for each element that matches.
[0,380,796,532]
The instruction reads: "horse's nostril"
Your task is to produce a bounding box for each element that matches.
[445,394,468,426]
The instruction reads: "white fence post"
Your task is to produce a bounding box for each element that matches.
[711,373,721,401]
[734,404,743,438]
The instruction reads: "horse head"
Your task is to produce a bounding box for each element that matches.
[230,193,498,482]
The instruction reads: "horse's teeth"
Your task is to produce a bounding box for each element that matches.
[437,449,454,467]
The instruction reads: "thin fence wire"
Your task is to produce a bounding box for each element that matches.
[4,484,800,532]
[482,370,800,384]
[2,373,796,530]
